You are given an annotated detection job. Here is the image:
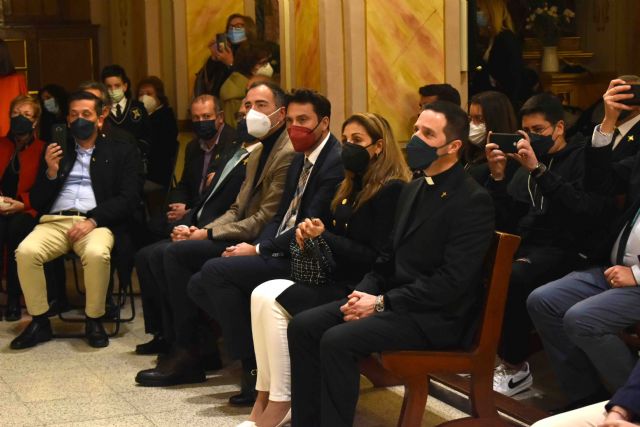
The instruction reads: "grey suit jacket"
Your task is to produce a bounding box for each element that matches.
[204,129,295,241]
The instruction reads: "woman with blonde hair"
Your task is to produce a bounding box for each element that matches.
[238,112,411,427]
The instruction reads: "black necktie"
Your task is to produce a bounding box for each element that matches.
[612,128,621,148]
[116,104,122,119]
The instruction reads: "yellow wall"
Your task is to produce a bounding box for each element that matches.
[292,0,321,90]
[366,0,445,140]
[185,0,245,98]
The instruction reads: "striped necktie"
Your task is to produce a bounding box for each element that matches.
[277,158,313,236]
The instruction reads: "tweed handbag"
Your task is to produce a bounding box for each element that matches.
[289,235,336,286]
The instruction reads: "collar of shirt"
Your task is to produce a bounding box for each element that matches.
[199,123,224,153]
[243,140,262,154]
[75,143,95,155]
[111,97,127,115]
[305,132,331,167]
[617,113,640,139]
[424,162,459,187]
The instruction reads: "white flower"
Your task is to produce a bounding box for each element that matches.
[535,8,543,14]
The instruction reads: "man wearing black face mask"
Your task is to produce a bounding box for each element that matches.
[484,92,607,398]
[10,91,143,349]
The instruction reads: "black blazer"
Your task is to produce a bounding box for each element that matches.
[147,105,179,187]
[276,179,405,316]
[30,133,143,231]
[184,145,249,228]
[168,124,238,208]
[355,164,495,349]
[256,134,344,257]
[105,98,151,149]
[612,119,640,163]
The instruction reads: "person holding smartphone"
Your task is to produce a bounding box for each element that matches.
[193,14,257,98]
[484,93,607,398]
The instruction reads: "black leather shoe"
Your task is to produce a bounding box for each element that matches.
[136,335,170,355]
[229,369,257,406]
[4,298,21,322]
[85,318,109,348]
[10,318,52,349]
[135,349,206,387]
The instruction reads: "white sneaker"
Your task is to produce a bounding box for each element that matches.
[492,362,533,397]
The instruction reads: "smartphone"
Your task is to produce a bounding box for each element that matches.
[216,33,228,52]
[51,123,66,155]
[490,133,521,154]
[617,83,640,106]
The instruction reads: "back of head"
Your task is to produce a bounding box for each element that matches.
[0,39,16,76]
[618,74,640,84]
[423,100,470,147]
[520,92,564,125]
[78,81,110,108]
[478,0,514,37]
[419,83,461,106]
[286,88,331,121]
[470,90,518,133]
[234,41,272,77]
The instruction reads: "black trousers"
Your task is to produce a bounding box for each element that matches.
[287,299,430,427]
[135,240,173,338]
[187,254,290,361]
[163,239,236,348]
[0,213,38,298]
[498,245,583,365]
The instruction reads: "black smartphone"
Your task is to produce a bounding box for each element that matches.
[490,133,521,154]
[51,123,66,154]
[618,83,640,106]
[216,33,228,52]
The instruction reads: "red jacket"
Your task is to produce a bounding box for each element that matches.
[0,136,45,217]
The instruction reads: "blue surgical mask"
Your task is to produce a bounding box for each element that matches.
[44,98,60,115]
[227,27,247,44]
[476,11,488,28]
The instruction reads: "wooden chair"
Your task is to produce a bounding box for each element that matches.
[361,231,521,427]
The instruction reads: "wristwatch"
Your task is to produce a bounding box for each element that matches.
[374,295,385,312]
[530,162,547,178]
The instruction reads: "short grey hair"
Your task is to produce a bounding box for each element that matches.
[191,94,222,114]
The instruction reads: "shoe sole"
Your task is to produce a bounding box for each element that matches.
[135,373,206,387]
[10,334,52,350]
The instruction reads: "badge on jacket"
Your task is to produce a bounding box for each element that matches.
[131,108,142,122]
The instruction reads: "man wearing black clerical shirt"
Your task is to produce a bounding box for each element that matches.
[287,101,495,427]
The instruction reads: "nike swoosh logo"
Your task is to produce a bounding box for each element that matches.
[508,373,531,389]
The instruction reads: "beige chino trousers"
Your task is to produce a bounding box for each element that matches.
[16,215,114,318]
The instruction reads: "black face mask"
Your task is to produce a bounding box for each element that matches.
[235,119,254,144]
[193,119,217,140]
[341,142,372,174]
[405,135,448,171]
[10,115,34,137]
[69,117,96,140]
[528,132,555,158]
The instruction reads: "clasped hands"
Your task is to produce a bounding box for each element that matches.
[340,291,377,322]
[0,197,24,215]
[295,218,325,249]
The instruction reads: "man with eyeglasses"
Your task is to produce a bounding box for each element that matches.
[484,92,607,398]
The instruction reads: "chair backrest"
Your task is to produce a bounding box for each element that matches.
[473,232,520,355]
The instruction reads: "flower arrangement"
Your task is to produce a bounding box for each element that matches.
[526,1,576,46]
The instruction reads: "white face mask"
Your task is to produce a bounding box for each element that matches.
[43,98,59,115]
[246,107,279,138]
[254,63,274,78]
[139,94,158,114]
[469,122,487,146]
[109,88,125,103]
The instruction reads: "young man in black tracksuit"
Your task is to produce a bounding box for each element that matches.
[484,93,609,397]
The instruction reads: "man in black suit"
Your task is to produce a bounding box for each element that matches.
[134,94,242,354]
[134,82,297,387]
[11,91,143,349]
[183,89,345,405]
[287,101,495,427]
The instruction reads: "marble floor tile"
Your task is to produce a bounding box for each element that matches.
[47,414,154,427]
[25,393,138,424]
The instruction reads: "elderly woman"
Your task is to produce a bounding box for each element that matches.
[0,95,46,321]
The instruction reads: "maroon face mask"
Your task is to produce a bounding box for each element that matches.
[288,122,320,152]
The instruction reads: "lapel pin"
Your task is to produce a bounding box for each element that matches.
[440,191,447,199]
[629,135,635,142]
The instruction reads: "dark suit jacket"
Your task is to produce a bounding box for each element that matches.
[168,124,238,208]
[30,133,143,231]
[105,98,151,151]
[184,144,251,228]
[612,118,640,162]
[256,134,345,257]
[355,164,495,349]
[607,359,640,420]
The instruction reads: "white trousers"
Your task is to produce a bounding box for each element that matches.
[531,402,613,427]
[251,279,295,401]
